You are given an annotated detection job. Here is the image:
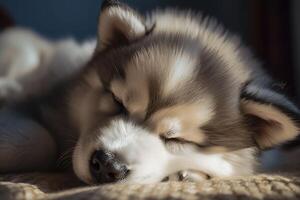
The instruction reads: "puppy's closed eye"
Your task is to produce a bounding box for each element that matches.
[148,103,213,144]
[156,118,206,144]
[160,135,188,144]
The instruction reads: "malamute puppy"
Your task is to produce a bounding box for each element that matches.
[0,0,299,185]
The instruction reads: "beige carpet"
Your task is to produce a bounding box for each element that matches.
[1,173,300,200]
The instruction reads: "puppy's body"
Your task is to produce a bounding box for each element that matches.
[0,0,299,185]
[0,27,96,171]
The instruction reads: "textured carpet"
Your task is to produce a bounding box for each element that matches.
[1,173,300,200]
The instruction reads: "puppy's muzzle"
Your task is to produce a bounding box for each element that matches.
[90,150,129,183]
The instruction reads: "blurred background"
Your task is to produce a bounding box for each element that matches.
[0,0,299,102]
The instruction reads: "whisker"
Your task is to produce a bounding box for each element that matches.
[56,147,75,168]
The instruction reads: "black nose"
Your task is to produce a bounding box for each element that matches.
[90,150,129,183]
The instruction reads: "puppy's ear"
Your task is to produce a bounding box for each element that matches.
[96,0,147,50]
[240,82,300,149]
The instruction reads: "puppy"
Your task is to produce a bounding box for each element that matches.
[0,0,299,185]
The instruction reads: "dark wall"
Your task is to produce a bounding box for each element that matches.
[0,0,250,41]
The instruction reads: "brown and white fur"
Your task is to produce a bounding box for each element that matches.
[0,0,299,185]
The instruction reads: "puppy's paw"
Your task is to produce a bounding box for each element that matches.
[164,170,210,182]
[179,170,210,182]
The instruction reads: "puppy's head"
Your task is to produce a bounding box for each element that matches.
[71,0,300,184]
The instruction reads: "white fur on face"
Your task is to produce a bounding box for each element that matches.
[73,118,236,184]
[162,54,196,97]
[100,119,170,183]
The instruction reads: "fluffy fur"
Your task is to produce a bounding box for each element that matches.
[0,0,299,185]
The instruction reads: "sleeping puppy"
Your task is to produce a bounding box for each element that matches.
[0,0,300,185]
[71,0,300,183]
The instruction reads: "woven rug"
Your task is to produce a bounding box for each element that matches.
[1,173,300,200]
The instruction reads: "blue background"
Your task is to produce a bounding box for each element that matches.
[0,0,249,41]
